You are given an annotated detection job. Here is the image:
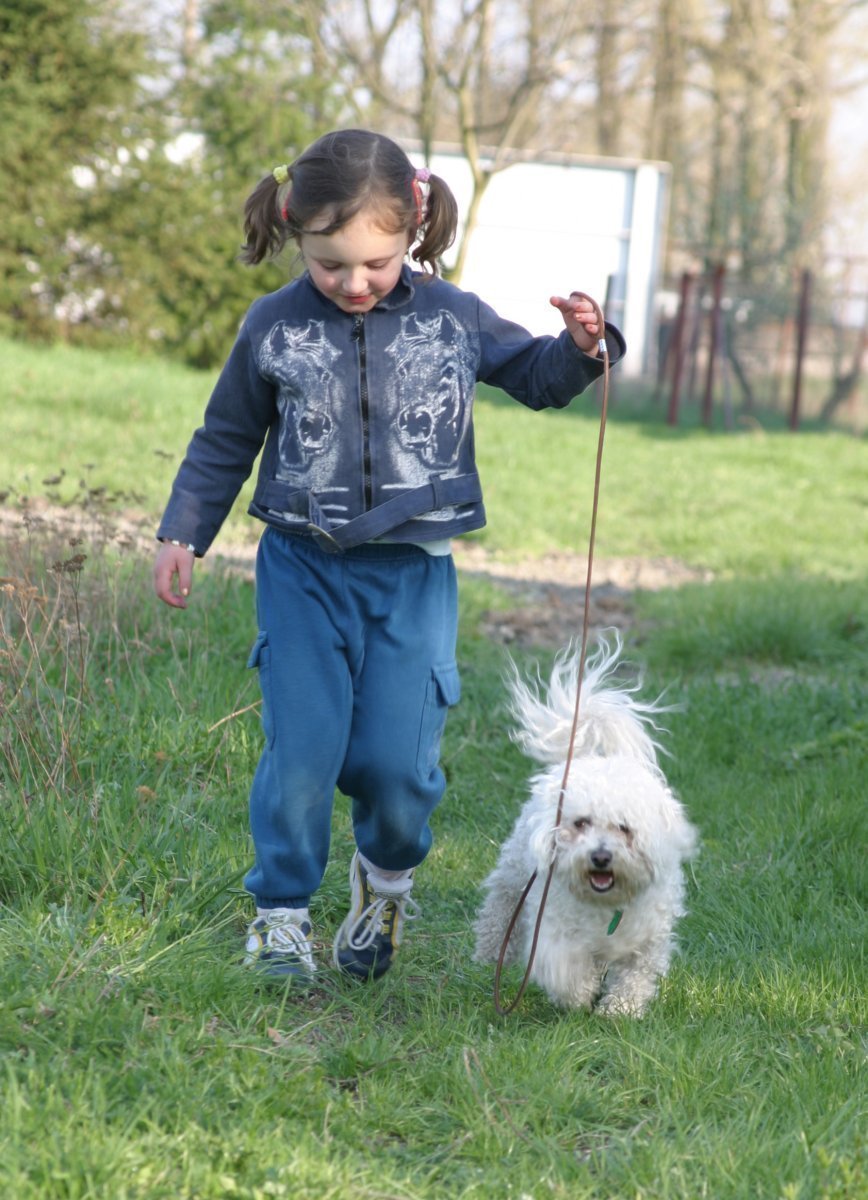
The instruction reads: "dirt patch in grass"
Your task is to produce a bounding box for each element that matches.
[0,501,712,649]
[452,544,712,648]
[210,541,713,648]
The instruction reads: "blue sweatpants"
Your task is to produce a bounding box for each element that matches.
[243,528,460,909]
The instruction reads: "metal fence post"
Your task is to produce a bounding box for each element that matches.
[702,264,726,428]
[790,269,812,431]
[667,272,694,426]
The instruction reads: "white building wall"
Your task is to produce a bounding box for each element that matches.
[416,150,669,377]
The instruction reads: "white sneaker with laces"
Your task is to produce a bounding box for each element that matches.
[333,852,418,980]
[244,908,316,980]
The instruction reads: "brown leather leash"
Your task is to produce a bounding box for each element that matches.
[493,292,611,1016]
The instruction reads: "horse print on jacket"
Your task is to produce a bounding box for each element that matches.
[259,320,342,472]
[258,311,478,525]
[384,311,475,477]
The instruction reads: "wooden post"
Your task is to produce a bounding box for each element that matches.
[702,264,726,428]
[667,272,694,426]
[790,268,812,431]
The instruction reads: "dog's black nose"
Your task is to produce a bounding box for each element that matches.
[591,848,612,869]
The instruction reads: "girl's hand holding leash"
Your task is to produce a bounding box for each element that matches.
[550,292,603,355]
[154,541,195,609]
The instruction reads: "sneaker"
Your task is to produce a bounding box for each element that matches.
[244,909,316,980]
[333,852,418,980]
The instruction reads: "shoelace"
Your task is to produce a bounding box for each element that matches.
[264,914,315,971]
[345,886,419,952]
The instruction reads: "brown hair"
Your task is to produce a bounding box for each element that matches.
[241,129,458,275]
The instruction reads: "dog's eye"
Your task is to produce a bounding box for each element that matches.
[618,823,632,836]
[573,817,591,831]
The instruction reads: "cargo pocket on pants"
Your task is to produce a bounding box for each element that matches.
[247,630,275,749]
[417,662,461,776]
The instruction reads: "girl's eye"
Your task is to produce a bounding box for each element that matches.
[317,260,389,271]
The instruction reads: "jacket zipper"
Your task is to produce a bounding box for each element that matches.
[352,314,373,511]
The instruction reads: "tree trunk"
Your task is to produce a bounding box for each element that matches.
[182,0,199,72]
[595,16,621,156]
[821,309,868,421]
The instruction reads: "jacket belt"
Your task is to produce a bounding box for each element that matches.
[254,472,483,552]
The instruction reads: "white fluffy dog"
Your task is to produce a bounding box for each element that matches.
[474,635,698,1016]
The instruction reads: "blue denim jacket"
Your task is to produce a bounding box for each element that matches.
[157,266,625,554]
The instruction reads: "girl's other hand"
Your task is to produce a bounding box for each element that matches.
[550,292,603,354]
[154,542,195,608]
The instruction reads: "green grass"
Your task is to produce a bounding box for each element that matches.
[2,336,866,578]
[1,338,866,1198]
[3,337,208,491]
[472,386,867,577]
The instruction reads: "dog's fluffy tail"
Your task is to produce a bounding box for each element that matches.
[507,632,670,770]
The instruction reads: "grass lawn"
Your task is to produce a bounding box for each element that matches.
[1,337,865,1198]
[2,336,865,578]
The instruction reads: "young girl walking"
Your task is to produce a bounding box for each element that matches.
[154,128,626,982]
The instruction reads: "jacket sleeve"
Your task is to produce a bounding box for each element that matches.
[156,321,277,555]
[473,294,626,410]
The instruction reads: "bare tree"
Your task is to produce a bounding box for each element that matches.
[646,0,692,166]
[593,14,620,156]
[302,0,593,280]
[781,0,836,268]
[822,302,868,419]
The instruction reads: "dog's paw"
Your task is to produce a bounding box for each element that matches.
[595,991,650,1018]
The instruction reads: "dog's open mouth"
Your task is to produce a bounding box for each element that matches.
[589,871,615,893]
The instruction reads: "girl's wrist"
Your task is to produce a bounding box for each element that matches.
[570,332,598,356]
[161,537,197,555]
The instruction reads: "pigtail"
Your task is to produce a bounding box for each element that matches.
[240,169,292,265]
[411,173,458,276]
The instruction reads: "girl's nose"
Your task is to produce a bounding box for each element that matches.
[343,267,368,295]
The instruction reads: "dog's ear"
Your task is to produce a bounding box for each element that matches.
[656,793,699,862]
[526,804,559,870]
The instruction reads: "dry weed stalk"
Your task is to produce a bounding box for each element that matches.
[0,485,149,802]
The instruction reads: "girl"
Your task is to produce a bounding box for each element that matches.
[154,128,626,983]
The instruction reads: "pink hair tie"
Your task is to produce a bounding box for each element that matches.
[412,168,431,224]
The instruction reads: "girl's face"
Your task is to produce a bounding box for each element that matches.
[300,207,411,315]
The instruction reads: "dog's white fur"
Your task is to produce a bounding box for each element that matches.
[473,635,698,1016]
